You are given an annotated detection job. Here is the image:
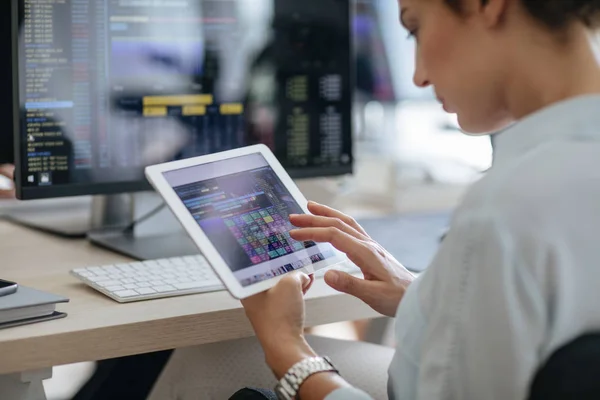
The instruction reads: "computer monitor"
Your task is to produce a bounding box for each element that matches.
[11,0,353,201]
[8,0,353,260]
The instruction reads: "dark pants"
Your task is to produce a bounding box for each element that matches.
[72,350,173,400]
[229,388,277,400]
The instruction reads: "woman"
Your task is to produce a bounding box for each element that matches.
[240,0,600,399]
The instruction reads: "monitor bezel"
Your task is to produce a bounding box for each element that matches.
[12,0,355,200]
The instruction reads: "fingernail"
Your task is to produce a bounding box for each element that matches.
[300,272,310,286]
[308,200,319,206]
[289,214,299,218]
[325,271,339,285]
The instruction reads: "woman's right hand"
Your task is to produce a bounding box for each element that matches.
[290,201,415,318]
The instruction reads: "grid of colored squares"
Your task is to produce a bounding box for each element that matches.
[223,207,305,265]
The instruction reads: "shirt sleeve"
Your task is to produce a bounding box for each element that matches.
[325,387,373,400]
[414,210,547,400]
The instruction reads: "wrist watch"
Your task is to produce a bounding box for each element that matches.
[274,356,339,400]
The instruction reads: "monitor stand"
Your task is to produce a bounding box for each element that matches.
[87,193,200,261]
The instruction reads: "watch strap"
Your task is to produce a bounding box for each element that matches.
[274,356,339,400]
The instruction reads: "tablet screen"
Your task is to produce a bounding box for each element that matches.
[163,153,336,286]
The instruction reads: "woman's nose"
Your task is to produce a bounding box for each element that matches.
[413,55,431,88]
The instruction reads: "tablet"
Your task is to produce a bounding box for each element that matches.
[145,144,347,299]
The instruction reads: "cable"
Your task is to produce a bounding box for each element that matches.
[123,202,167,233]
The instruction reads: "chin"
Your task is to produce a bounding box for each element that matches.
[456,112,509,136]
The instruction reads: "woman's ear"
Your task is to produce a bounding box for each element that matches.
[480,0,509,27]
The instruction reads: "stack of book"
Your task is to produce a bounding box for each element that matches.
[0,286,68,329]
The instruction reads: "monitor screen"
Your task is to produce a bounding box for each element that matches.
[13,0,352,199]
[163,152,337,287]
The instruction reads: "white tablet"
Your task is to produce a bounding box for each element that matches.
[145,144,347,299]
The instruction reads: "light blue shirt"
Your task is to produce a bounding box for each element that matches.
[326,94,600,399]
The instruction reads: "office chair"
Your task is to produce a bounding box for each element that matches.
[528,334,600,400]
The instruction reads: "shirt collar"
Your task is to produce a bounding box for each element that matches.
[493,94,600,166]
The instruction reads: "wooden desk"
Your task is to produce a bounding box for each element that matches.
[0,221,380,375]
[0,183,466,399]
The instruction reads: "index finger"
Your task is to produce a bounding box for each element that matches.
[290,214,369,241]
[290,227,374,268]
[307,202,369,237]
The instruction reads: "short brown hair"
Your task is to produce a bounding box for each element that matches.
[445,0,600,29]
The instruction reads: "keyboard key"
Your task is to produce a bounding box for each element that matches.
[115,264,133,271]
[130,263,145,270]
[94,280,122,287]
[123,284,138,290]
[173,281,205,290]
[152,285,176,293]
[90,269,108,276]
[114,290,138,298]
[136,287,156,295]
[149,280,165,286]
[86,275,107,283]
[105,285,126,292]
[174,280,221,290]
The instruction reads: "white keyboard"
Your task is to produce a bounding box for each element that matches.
[71,255,362,303]
[70,255,224,303]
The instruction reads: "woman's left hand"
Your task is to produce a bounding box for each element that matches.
[0,164,15,199]
[241,272,318,378]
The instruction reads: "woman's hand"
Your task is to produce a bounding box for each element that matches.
[290,201,415,317]
[0,164,15,199]
[241,272,318,378]
[241,272,355,398]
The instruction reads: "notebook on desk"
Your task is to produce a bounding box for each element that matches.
[0,286,69,329]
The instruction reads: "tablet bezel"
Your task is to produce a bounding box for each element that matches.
[145,144,347,299]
